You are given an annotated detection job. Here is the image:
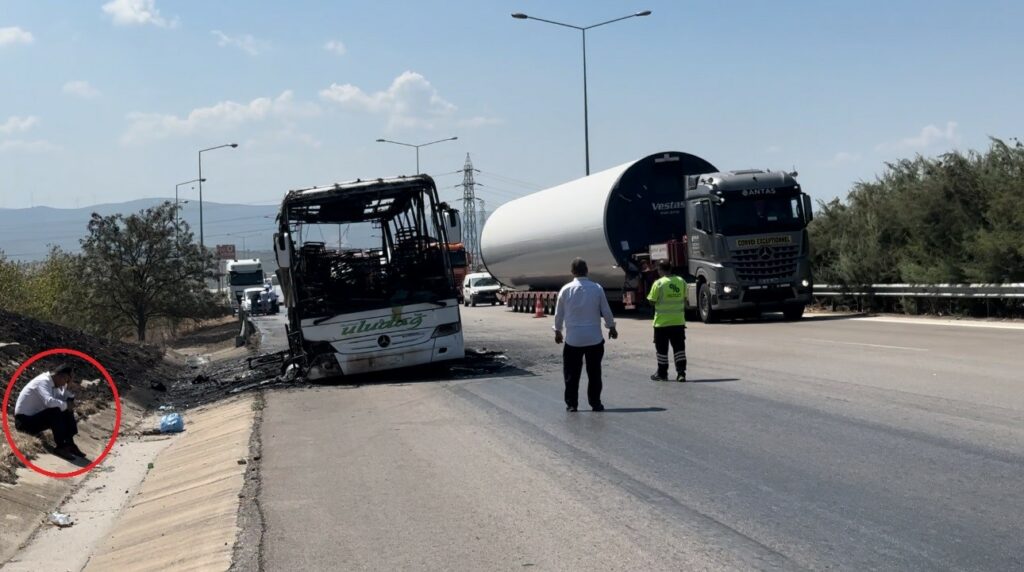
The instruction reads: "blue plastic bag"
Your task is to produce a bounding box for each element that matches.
[159,412,185,433]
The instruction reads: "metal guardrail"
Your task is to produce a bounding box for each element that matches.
[814,284,1024,299]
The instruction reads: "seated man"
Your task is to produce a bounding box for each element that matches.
[13,363,85,460]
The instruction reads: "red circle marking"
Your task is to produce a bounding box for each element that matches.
[3,348,122,479]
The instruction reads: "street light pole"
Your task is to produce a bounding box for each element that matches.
[198,143,239,250]
[512,10,651,175]
[175,178,204,245]
[375,136,458,174]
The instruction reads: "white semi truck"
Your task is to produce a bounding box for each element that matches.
[480,151,815,322]
[225,258,264,309]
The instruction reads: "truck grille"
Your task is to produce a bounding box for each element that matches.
[732,244,800,282]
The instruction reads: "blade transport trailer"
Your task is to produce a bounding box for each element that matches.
[479,151,814,322]
[274,175,465,378]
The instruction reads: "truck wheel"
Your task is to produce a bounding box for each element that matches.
[698,283,719,324]
[783,305,805,321]
[471,297,477,307]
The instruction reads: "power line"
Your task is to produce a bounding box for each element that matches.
[475,170,545,191]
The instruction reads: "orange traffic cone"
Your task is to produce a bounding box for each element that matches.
[533,295,545,318]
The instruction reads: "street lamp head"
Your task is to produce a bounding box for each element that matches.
[375,138,386,142]
[636,10,652,16]
[449,136,459,141]
[230,143,239,148]
[511,12,528,19]
[200,178,207,182]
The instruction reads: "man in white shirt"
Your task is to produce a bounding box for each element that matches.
[14,363,84,459]
[553,258,618,412]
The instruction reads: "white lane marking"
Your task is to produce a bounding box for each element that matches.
[858,316,1024,331]
[798,337,928,351]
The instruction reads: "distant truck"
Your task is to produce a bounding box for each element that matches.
[225,258,264,308]
[274,175,465,378]
[480,151,814,322]
[446,242,470,303]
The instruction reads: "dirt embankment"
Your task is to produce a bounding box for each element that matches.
[0,309,177,483]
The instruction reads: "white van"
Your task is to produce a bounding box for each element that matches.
[462,272,501,307]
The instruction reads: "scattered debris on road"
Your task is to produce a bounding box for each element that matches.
[159,413,185,433]
[46,512,73,528]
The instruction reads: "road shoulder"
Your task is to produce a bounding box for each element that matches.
[83,395,256,571]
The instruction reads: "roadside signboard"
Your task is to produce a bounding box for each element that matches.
[216,244,236,260]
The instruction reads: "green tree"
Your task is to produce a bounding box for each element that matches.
[79,201,219,341]
[810,138,1024,288]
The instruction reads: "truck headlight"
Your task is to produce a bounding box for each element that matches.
[431,322,461,338]
[722,285,735,294]
[801,279,810,287]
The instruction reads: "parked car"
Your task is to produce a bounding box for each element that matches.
[462,272,501,306]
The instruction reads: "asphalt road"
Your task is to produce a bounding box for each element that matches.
[251,310,1024,571]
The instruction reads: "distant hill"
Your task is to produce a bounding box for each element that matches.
[0,198,376,262]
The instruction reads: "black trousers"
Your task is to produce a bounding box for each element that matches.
[654,325,687,377]
[14,408,78,447]
[563,341,604,408]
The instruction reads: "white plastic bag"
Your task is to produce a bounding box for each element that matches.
[48,511,73,527]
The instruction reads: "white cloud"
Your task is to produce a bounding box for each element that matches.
[876,121,960,152]
[122,91,318,143]
[323,39,347,56]
[826,151,862,166]
[212,30,267,56]
[102,0,176,28]
[320,71,457,130]
[63,80,101,98]
[457,116,503,128]
[245,124,322,150]
[0,139,59,153]
[0,26,34,47]
[0,115,38,134]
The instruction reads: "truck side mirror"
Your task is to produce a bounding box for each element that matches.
[446,210,463,244]
[802,194,814,223]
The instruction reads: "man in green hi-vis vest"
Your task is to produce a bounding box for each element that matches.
[646,259,687,382]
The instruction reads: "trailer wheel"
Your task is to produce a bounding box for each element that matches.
[698,283,719,324]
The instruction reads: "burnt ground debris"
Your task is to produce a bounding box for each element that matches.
[164,345,524,409]
[1,307,522,480]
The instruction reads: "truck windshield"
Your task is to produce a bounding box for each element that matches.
[472,277,498,287]
[229,270,264,286]
[715,196,805,235]
[448,250,467,267]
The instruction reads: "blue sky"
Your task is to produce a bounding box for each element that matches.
[1,0,1022,216]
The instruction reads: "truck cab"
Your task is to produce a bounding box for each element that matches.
[225,258,264,309]
[685,170,814,322]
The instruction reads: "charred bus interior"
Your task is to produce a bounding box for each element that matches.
[276,176,460,321]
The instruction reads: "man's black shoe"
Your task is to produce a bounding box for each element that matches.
[53,445,77,461]
[69,443,87,458]
[650,374,669,382]
[592,405,605,412]
[676,373,687,383]
[566,406,578,412]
